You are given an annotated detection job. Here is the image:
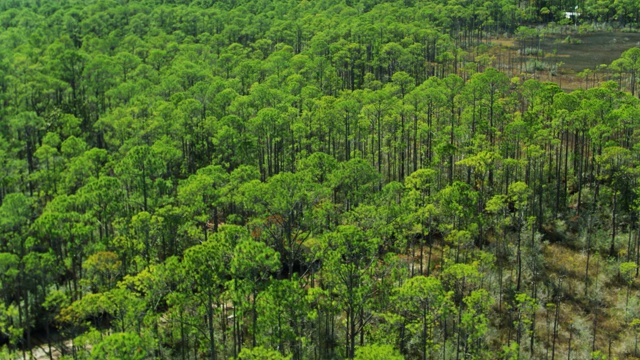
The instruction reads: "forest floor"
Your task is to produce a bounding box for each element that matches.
[28,329,78,360]
[488,30,640,91]
[30,342,68,360]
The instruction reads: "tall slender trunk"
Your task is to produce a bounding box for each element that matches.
[551,290,560,360]
[516,222,522,292]
[449,103,455,185]
[208,291,217,360]
[181,310,186,360]
[252,288,257,348]
[413,113,418,172]
[610,191,618,258]
[585,218,592,297]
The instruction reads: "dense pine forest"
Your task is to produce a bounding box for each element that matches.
[3,0,640,359]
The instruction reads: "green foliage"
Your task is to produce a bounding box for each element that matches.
[82,251,121,292]
[90,332,151,360]
[2,0,640,359]
[620,261,637,285]
[354,344,404,360]
[236,346,290,360]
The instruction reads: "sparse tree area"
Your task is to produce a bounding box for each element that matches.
[2,0,640,359]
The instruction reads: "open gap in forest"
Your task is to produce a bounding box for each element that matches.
[486,31,640,91]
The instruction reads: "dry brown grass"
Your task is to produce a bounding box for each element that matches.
[488,38,516,48]
[479,32,638,92]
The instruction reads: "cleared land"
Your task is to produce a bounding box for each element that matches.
[490,31,640,90]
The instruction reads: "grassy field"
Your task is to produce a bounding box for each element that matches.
[488,30,640,91]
